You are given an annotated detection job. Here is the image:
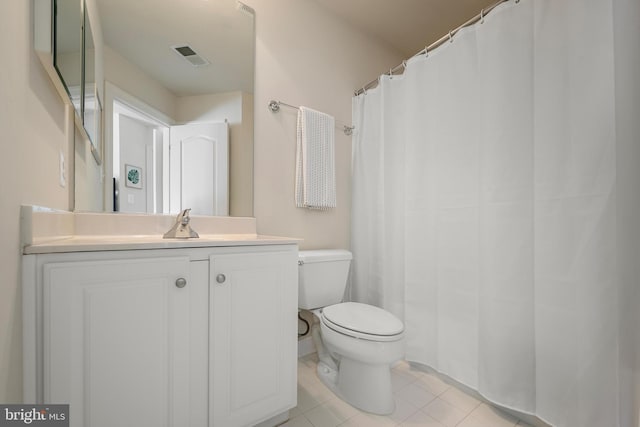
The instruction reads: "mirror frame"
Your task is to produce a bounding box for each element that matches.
[34,0,102,165]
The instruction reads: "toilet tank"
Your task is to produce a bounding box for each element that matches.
[298,249,352,310]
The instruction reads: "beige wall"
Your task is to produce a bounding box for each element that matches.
[0,1,73,402]
[233,93,254,217]
[74,126,104,212]
[175,91,243,124]
[103,45,177,120]
[613,0,640,424]
[244,0,402,250]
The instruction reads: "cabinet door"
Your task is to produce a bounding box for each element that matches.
[210,251,297,427]
[44,257,208,427]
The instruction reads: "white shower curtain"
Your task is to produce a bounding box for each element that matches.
[351,1,621,425]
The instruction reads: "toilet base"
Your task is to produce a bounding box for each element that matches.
[316,358,395,415]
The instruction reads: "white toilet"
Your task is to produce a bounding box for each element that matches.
[298,249,405,415]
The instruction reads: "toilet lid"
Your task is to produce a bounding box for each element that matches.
[321,302,404,337]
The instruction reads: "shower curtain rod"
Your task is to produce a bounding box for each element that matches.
[354,0,516,96]
[268,99,355,136]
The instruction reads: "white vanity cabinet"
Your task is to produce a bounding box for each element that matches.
[43,255,208,427]
[23,244,298,427]
[209,252,297,427]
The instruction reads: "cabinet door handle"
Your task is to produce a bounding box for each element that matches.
[216,274,226,284]
[175,278,187,288]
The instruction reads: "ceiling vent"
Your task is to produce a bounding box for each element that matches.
[171,45,210,67]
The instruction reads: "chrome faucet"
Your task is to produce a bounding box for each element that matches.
[163,209,200,239]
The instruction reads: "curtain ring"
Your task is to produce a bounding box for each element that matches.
[424,46,429,58]
[402,60,407,69]
[448,31,453,43]
[480,9,485,24]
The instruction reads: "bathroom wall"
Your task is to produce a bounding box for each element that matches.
[0,1,73,402]
[244,0,403,250]
[613,0,640,424]
[118,115,155,213]
[176,91,243,123]
[103,45,177,120]
[235,93,255,218]
[74,124,105,212]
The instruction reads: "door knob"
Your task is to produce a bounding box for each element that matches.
[216,274,226,284]
[175,278,187,288]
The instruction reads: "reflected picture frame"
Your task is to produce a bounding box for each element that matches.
[124,164,142,189]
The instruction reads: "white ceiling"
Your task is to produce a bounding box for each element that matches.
[314,0,498,58]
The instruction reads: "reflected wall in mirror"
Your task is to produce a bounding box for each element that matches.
[53,0,82,115]
[82,5,102,163]
[92,0,255,217]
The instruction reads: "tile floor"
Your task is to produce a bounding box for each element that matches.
[282,354,533,427]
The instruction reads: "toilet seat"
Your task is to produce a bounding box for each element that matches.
[321,302,404,342]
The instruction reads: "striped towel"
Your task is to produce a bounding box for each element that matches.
[295,106,336,209]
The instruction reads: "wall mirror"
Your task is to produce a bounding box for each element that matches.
[94,0,255,217]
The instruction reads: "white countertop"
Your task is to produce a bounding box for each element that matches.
[21,206,301,255]
[24,234,301,254]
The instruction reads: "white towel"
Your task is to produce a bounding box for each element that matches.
[296,106,336,209]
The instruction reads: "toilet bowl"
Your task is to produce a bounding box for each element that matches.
[298,250,405,414]
[315,302,404,414]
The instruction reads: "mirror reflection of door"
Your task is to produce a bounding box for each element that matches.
[113,99,229,215]
[170,123,229,216]
[113,100,168,214]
